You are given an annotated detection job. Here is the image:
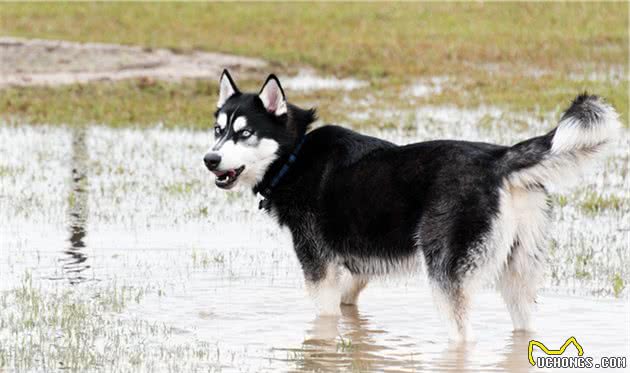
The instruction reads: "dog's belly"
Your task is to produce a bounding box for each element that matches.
[320,209,423,276]
[321,211,421,262]
[340,249,424,276]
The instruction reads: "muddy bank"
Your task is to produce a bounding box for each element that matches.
[0,37,368,91]
[0,37,268,87]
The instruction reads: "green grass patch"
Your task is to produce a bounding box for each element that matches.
[1,74,627,129]
[0,3,627,127]
[611,273,625,298]
[1,79,219,128]
[1,2,627,79]
[580,191,627,215]
[0,164,24,177]
[420,75,628,125]
[0,78,343,128]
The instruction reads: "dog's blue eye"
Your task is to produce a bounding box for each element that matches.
[240,130,253,139]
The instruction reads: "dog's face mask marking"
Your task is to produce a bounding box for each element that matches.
[204,70,288,190]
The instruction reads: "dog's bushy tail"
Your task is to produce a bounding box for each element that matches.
[503,93,621,189]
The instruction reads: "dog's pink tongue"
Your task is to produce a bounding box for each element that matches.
[212,169,236,178]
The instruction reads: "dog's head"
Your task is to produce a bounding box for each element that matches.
[204,70,315,190]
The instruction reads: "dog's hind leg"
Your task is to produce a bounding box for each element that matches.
[497,248,540,332]
[498,238,546,331]
[498,189,548,332]
[431,281,474,342]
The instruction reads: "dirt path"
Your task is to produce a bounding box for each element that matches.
[0,37,268,87]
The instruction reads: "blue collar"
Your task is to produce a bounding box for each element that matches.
[258,136,306,210]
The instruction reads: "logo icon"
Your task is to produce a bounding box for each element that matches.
[528,336,584,366]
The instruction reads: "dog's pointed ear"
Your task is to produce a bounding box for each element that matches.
[259,74,287,116]
[217,69,239,108]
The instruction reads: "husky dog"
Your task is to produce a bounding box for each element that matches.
[203,70,620,341]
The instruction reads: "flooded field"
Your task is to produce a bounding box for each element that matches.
[1,106,628,371]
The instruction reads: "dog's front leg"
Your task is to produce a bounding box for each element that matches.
[296,243,342,316]
[304,262,343,316]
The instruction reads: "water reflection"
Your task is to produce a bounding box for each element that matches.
[498,331,533,373]
[61,127,90,284]
[286,306,534,372]
[296,306,424,372]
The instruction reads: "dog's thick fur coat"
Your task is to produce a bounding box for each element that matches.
[205,71,620,341]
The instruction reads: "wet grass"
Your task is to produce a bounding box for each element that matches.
[0,272,220,371]
[0,3,627,127]
[0,119,627,370]
[2,74,626,129]
[579,191,626,215]
[164,180,201,196]
[0,164,24,177]
[611,273,625,298]
[191,249,226,269]
[336,336,353,353]
[0,79,220,129]
[1,110,626,296]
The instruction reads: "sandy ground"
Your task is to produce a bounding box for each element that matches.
[0,37,368,91]
[0,37,268,87]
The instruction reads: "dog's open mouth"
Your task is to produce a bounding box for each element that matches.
[212,166,245,189]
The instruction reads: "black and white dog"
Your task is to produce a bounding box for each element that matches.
[203,70,619,341]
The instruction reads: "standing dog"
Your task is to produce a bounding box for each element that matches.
[203,70,619,341]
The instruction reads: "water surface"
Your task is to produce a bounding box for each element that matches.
[1,115,628,371]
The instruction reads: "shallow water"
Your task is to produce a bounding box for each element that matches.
[1,114,628,371]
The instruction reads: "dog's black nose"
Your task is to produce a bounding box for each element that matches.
[204,153,221,170]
